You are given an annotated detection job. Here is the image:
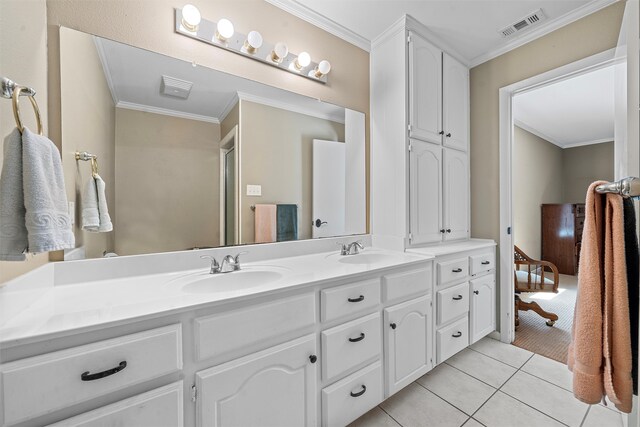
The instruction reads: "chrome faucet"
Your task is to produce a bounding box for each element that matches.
[201,253,246,274]
[200,255,220,274]
[338,241,364,256]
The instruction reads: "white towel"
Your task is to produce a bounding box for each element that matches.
[21,127,75,253]
[81,174,112,232]
[0,129,28,260]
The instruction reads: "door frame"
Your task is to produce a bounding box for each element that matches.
[498,47,619,344]
[219,126,239,246]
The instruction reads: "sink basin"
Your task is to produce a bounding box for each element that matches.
[338,253,394,265]
[174,269,285,294]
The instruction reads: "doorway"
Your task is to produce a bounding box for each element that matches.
[220,126,239,246]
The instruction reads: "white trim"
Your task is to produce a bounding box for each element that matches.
[219,93,239,123]
[404,15,470,67]
[219,127,238,246]
[513,119,561,147]
[115,101,220,124]
[263,0,371,52]
[236,91,345,124]
[562,138,614,148]
[470,0,620,67]
[93,36,118,105]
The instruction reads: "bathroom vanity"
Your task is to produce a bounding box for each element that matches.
[0,239,494,427]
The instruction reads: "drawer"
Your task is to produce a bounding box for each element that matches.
[47,381,184,427]
[0,325,182,426]
[322,361,383,427]
[321,312,381,381]
[321,279,380,323]
[437,316,469,363]
[469,251,495,275]
[382,265,432,302]
[437,257,469,285]
[195,293,316,361]
[437,282,470,325]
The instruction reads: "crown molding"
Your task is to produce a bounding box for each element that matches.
[236,91,345,124]
[264,0,371,52]
[93,36,118,105]
[515,120,613,149]
[116,101,220,124]
[469,0,620,68]
[562,138,613,149]
[219,93,240,123]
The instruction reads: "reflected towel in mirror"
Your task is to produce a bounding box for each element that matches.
[277,204,298,242]
[81,174,112,232]
[254,204,276,243]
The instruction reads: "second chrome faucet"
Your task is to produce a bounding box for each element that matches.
[338,241,364,256]
[201,252,246,274]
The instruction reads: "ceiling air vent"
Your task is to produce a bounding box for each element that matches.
[161,75,193,99]
[499,8,546,38]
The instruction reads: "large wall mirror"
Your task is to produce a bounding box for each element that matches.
[59,27,366,260]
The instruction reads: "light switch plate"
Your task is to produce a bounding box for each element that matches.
[246,185,262,196]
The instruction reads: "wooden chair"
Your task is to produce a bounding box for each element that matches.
[514,245,560,327]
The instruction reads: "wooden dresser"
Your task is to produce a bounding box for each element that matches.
[541,203,585,275]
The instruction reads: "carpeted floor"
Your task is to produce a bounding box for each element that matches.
[512,274,577,364]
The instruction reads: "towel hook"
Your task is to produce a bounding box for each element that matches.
[1,77,43,135]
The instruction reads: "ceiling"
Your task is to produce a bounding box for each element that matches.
[267,0,616,66]
[513,64,615,148]
[96,36,345,124]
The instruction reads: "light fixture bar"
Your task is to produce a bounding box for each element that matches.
[174,8,328,84]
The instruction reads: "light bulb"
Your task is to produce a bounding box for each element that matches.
[295,52,311,70]
[215,18,234,41]
[271,42,288,63]
[314,60,331,78]
[243,31,263,54]
[181,4,201,32]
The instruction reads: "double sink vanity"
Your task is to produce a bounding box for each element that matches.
[0,238,495,427]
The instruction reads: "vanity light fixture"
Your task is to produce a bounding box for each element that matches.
[243,31,263,54]
[174,6,329,83]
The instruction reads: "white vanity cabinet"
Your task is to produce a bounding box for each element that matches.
[470,273,496,344]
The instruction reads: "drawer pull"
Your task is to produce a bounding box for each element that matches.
[452,268,463,273]
[452,295,463,301]
[481,261,490,265]
[348,295,365,303]
[390,323,397,330]
[309,355,317,364]
[446,229,452,233]
[474,290,479,295]
[350,385,367,397]
[452,332,463,338]
[348,333,365,343]
[81,361,127,381]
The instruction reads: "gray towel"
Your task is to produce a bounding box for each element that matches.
[82,174,112,232]
[276,204,298,242]
[21,127,75,253]
[0,129,28,260]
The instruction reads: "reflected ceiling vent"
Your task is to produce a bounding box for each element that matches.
[499,8,546,38]
[161,75,193,99]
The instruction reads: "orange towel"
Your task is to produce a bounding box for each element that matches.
[568,181,633,413]
[254,204,276,243]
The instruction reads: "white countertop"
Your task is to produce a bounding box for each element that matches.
[0,248,431,348]
[407,239,496,257]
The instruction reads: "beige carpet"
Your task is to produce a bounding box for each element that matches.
[512,274,577,364]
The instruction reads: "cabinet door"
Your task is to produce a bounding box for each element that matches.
[409,140,443,245]
[470,274,496,344]
[442,53,469,152]
[443,148,469,241]
[409,31,442,144]
[196,334,317,427]
[384,295,433,396]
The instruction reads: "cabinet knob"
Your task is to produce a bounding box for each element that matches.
[309,355,317,364]
[446,133,452,137]
[439,131,444,135]
[446,229,452,233]
[440,229,446,233]
[474,290,479,295]
[390,323,397,330]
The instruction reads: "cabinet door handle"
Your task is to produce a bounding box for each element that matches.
[439,131,444,135]
[446,229,452,233]
[350,385,367,397]
[474,290,479,295]
[390,323,397,330]
[348,295,365,303]
[81,361,127,381]
[452,331,462,338]
[481,261,490,265]
[446,133,452,137]
[440,229,446,233]
[309,355,317,364]
[452,268,463,273]
[452,295,463,300]
[348,332,365,343]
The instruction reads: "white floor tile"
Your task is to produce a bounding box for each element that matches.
[582,405,625,427]
[521,354,572,392]
[470,338,533,368]
[416,363,496,415]
[348,406,401,427]
[445,348,517,388]
[474,391,565,427]
[500,371,588,426]
[380,382,469,427]
[462,418,484,427]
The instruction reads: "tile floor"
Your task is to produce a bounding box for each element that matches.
[349,337,625,427]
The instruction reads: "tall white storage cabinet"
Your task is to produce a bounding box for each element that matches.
[372,16,470,251]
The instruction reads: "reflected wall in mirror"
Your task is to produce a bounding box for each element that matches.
[59,27,365,260]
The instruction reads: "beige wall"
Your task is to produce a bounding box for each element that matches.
[513,127,563,260]
[563,141,614,203]
[0,0,50,283]
[60,27,116,259]
[470,2,625,243]
[239,100,345,244]
[114,108,220,255]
